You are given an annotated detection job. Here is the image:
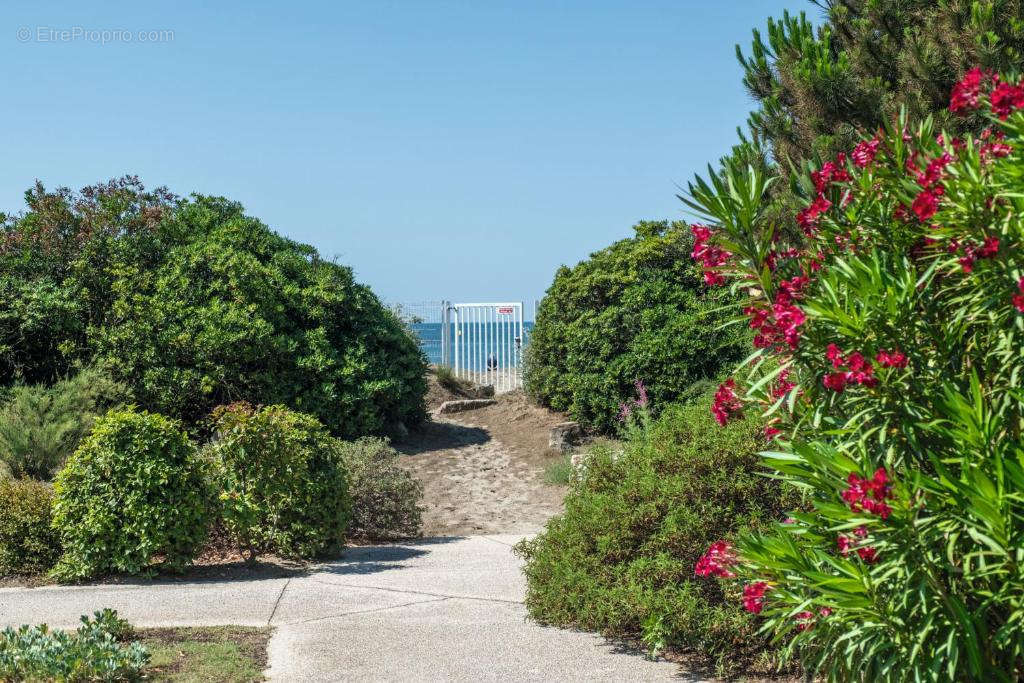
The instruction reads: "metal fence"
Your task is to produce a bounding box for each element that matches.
[387,300,535,392]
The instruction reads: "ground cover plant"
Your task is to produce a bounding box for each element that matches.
[515,394,799,676]
[525,220,747,432]
[52,408,211,581]
[137,626,270,682]
[685,71,1024,680]
[0,178,427,438]
[0,609,148,681]
[205,403,351,560]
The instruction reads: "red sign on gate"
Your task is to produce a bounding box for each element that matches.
[497,306,514,314]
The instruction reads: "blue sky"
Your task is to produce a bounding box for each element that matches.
[2,1,807,310]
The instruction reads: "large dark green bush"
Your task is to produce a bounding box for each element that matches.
[0,366,129,479]
[524,220,747,432]
[514,396,799,675]
[0,178,427,437]
[51,408,211,581]
[0,610,148,681]
[337,437,423,541]
[205,403,351,560]
[0,479,61,576]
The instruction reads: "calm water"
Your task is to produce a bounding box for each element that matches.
[410,322,535,368]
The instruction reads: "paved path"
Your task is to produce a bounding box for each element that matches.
[0,535,693,681]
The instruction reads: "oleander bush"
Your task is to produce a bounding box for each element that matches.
[0,610,147,682]
[514,396,799,676]
[524,220,747,433]
[51,409,211,581]
[336,437,423,541]
[685,71,1024,680]
[0,366,129,479]
[205,403,351,560]
[0,178,427,438]
[0,479,61,576]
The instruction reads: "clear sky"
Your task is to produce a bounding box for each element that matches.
[2,1,807,311]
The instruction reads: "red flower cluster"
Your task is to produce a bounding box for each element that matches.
[875,349,908,369]
[743,581,768,614]
[797,194,832,236]
[1014,277,1024,313]
[711,379,743,426]
[851,138,880,168]
[951,235,1000,273]
[822,345,877,392]
[841,467,892,519]
[746,283,808,352]
[950,67,1024,120]
[694,540,737,578]
[907,152,951,222]
[691,224,731,286]
[950,68,988,113]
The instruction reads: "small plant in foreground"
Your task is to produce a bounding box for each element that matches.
[684,69,1024,680]
[51,408,210,581]
[0,609,148,681]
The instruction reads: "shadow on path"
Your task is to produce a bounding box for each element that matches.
[319,536,466,576]
[396,420,490,456]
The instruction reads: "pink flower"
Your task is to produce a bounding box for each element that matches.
[764,424,782,440]
[633,379,649,408]
[794,610,815,631]
[742,582,768,614]
[912,189,939,221]
[950,68,988,113]
[797,195,832,236]
[823,372,848,393]
[826,343,845,368]
[711,379,743,426]
[875,349,908,369]
[695,540,737,578]
[837,534,852,556]
[842,468,893,519]
[852,138,880,168]
[990,81,1024,119]
[978,236,1000,258]
[857,546,879,563]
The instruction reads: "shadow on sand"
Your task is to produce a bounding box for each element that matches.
[395,420,490,456]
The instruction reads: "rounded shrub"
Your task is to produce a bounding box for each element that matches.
[0,479,61,576]
[524,220,747,433]
[51,408,210,581]
[205,403,351,560]
[514,396,799,675]
[0,181,427,438]
[336,437,423,541]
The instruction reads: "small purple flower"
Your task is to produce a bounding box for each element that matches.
[634,379,649,408]
[618,402,633,422]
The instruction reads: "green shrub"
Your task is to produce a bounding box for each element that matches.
[542,454,574,486]
[0,366,129,479]
[206,403,351,559]
[51,409,210,581]
[514,397,799,675]
[0,479,61,576]
[336,437,422,541]
[0,609,148,681]
[524,220,747,433]
[0,180,427,438]
[683,74,1024,680]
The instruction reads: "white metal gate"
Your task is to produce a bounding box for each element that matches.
[443,302,525,393]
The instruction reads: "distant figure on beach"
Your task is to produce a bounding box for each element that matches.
[487,353,498,371]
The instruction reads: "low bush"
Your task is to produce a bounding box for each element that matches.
[514,396,799,675]
[683,71,1024,679]
[524,220,747,433]
[206,403,351,559]
[0,609,148,681]
[336,437,422,540]
[0,479,61,576]
[0,366,129,479]
[51,409,210,581]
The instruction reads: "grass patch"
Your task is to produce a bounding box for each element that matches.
[433,366,476,397]
[136,626,271,682]
[543,454,574,485]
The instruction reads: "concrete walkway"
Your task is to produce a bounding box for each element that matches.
[0,535,694,681]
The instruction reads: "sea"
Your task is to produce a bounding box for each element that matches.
[409,322,535,369]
